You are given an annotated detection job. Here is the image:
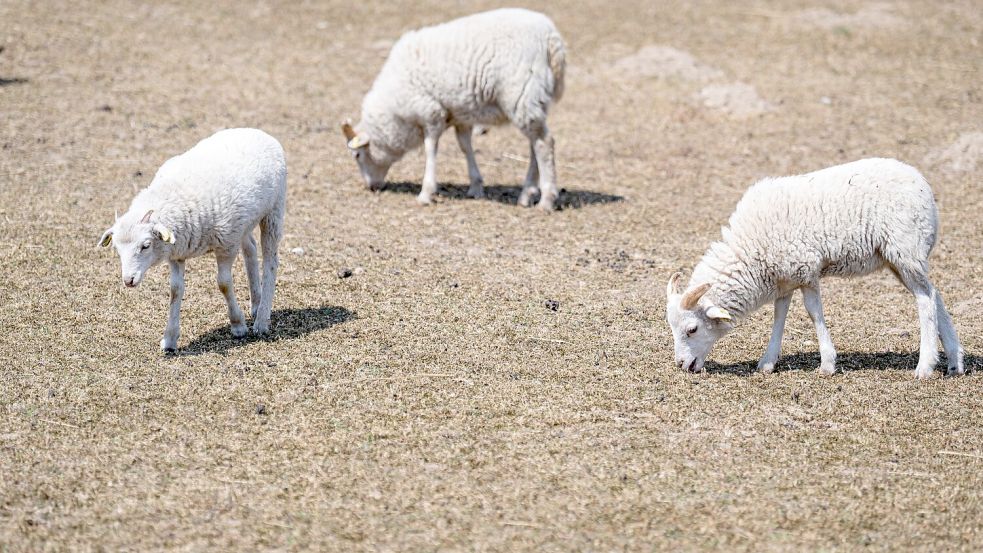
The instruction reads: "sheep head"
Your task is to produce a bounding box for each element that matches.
[665,272,734,372]
[99,209,176,288]
[341,120,389,191]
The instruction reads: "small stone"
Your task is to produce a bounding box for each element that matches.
[545,299,560,311]
[337,268,353,278]
[354,267,364,275]
[820,96,832,105]
[291,247,305,256]
[97,104,112,112]
[255,403,267,415]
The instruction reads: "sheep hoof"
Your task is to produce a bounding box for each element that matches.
[517,189,535,207]
[946,351,965,376]
[252,321,271,336]
[536,200,555,212]
[817,361,836,376]
[467,186,485,199]
[231,323,248,338]
[160,339,177,354]
[915,365,935,380]
[416,194,433,205]
[757,361,776,374]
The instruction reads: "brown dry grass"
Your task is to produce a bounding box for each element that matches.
[2,0,982,550]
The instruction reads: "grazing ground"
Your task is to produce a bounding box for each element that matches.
[1,0,982,550]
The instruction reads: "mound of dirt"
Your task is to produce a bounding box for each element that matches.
[612,45,724,82]
[696,82,772,119]
[926,132,983,172]
[794,3,905,29]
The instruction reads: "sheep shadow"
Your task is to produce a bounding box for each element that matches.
[704,351,980,377]
[180,305,354,355]
[380,181,624,210]
[0,77,28,86]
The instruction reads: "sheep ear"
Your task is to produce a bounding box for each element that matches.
[347,135,370,149]
[97,229,113,248]
[341,121,357,141]
[140,209,154,224]
[706,306,732,321]
[153,224,176,244]
[667,272,684,298]
[680,283,711,310]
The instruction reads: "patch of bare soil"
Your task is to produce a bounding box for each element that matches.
[612,45,724,82]
[696,82,772,119]
[793,2,906,29]
[926,131,983,172]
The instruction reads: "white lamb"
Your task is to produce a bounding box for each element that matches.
[98,128,287,352]
[341,8,566,210]
[666,158,964,379]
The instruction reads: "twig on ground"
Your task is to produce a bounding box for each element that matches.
[938,450,983,460]
[526,337,570,344]
[328,373,458,387]
[502,521,548,529]
[38,418,80,429]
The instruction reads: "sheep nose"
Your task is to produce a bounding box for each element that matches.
[124,276,136,288]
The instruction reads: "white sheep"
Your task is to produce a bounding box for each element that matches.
[666,158,964,379]
[341,8,566,210]
[98,128,287,352]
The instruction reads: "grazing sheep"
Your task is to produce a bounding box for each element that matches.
[98,128,287,352]
[665,158,963,379]
[341,8,566,210]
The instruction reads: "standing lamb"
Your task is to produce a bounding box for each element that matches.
[341,8,566,210]
[665,158,963,379]
[98,128,287,352]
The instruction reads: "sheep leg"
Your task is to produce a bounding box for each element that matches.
[160,260,185,353]
[241,232,261,320]
[253,209,282,335]
[518,141,539,207]
[911,287,941,379]
[897,276,941,380]
[531,125,558,211]
[757,294,792,374]
[418,127,441,205]
[801,285,836,375]
[935,291,964,376]
[216,253,248,338]
[455,125,484,199]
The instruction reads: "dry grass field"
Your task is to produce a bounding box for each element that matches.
[2,0,982,550]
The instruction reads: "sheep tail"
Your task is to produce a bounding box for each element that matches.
[547,31,566,103]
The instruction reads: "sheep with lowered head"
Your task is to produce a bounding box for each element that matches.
[98,128,287,352]
[341,8,566,210]
[666,158,963,379]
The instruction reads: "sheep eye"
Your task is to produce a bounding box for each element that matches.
[686,325,698,336]
[354,151,362,160]
[141,242,151,250]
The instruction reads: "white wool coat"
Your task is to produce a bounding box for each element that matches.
[688,158,939,317]
[116,128,286,258]
[356,8,566,164]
